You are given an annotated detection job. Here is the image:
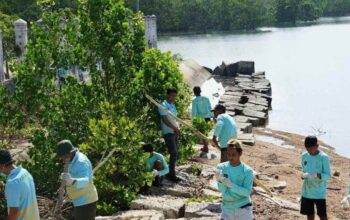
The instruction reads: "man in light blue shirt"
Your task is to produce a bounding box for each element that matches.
[192,86,212,120]
[0,149,40,220]
[300,136,331,220]
[142,144,169,187]
[192,86,212,153]
[216,139,254,220]
[212,104,237,162]
[57,140,98,220]
[158,88,180,183]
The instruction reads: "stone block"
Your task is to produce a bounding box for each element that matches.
[185,202,221,218]
[130,195,186,219]
[95,210,165,220]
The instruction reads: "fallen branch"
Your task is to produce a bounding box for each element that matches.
[52,160,69,219]
[93,149,117,174]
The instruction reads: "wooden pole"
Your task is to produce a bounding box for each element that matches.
[53,160,69,219]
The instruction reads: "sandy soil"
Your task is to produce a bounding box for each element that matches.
[199,127,350,220]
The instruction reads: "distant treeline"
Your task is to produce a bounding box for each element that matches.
[0,0,350,33]
[125,0,350,33]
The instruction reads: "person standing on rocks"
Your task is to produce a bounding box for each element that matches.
[300,136,331,220]
[216,139,254,220]
[158,88,181,183]
[142,143,169,186]
[0,149,40,220]
[56,140,98,220]
[212,104,237,162]
[192,86,212,153]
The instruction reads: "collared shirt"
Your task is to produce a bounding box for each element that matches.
[5,167,40,220]
[192,96,213,119]
[217,162,254,211]
[146,152,169,177]
[67,150,98,207]
[158,100,179,135]
[214,113,237,148]
[301,151,331,199]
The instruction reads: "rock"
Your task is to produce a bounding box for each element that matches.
[199,152,218,160]
[95,210,165,220]
[238,133,255,146]
[256,174,273,181]
[268,197,299,211]
[225,62,238,77]
[202,188,221,198]
[151,183,195,198]
[185,202,221,218]
[273,181,287,190]
[130,195,186,219]
[236,61,255,75]
[237,122,253,133]
[333,171,340,177]
[242,109,267,125]
[201,167,216,178]
[179,59,211,88]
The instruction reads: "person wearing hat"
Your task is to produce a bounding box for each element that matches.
[56,140,98,220]
[0,149,40,220]
[192,86,213,153]
[212,104,237,163]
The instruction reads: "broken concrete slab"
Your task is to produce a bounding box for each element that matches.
[95,210,165,220]
[130,195,186,219]
[185,202,221,218]
[238,133,256,146]
[237,122,253,133]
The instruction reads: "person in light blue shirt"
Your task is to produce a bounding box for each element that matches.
[192,86,212,153]
[0,149,40,220]
[158,88,181,183]
[212,104,237,162]
[300,136,331,220]
[192,86,212,120]
[142,144,169,187]
[56,140,98,220]
[216,139,254,220]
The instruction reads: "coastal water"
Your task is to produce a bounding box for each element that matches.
[158,17,350,158]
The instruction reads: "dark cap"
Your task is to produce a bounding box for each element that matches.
[304,136,318,148]
[142,144,154,153]
[56,140,74,157]
[0,150,14,166]
[211,104,226,112]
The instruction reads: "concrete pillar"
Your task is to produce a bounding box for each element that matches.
[144,15,157,49]
[14,18,28,58]
[0,30,4,82]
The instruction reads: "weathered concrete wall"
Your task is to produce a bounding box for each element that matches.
[144,15,157,48]
[14,19,28,58]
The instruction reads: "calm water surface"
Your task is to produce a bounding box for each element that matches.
[159,17,350,157]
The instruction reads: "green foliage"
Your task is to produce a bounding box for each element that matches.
[125,0,272,33]
[80,102,150,214]
[190,163,203,176]
[187,195,221,204]
[0,179,7,219]
[0,0,195,216]
[323,0,350,16]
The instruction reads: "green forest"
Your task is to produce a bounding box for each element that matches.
[1,0,350,34]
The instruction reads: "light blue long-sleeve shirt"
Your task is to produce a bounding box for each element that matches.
[301,150,331,199]
[214,113,237,149]
[146,152,169,177]
[192,96,212,119]
[67,150,98,207]
[217,162,254,211]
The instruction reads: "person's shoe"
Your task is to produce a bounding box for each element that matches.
[166,174,181,183]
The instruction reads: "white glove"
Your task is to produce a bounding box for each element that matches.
[302,172,318,179]
[152,169,160,177]
[341,195,350,207]
[221,177,233,188]
[61,172,74,185]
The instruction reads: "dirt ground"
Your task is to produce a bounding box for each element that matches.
[200,127,350,220]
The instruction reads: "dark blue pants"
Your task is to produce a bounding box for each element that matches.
[164,133,179,177]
